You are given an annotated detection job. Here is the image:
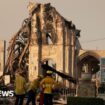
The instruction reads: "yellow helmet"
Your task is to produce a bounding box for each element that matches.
[46,70,52,74]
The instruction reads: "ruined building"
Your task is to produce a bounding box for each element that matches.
[5,2,81,84]
[0,40,5,77]
[78,50,105,83]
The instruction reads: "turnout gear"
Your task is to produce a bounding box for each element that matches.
[27,79,39,92]
[14,71,26,105]
[14,73,26,95]
[40,76,55,94]
[40,74,55,105]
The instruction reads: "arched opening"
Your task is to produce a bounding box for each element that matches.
[46,33,53,44]
[78,55,100,78]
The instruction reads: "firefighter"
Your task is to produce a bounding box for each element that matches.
[26,75,43,105]
[14,69,26,105]
[40,70,56,105]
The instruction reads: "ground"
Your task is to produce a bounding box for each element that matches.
[0,97,67,105]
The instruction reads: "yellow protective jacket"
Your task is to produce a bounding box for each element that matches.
[14,73,26,95]
[40,76,55,94]
[27,79,39,92]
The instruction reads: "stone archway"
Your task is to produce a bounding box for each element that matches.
[78,51,100,78]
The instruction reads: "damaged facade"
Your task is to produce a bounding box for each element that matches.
[0,40,5,76]
[5,2,81,84]
[78,50,105,82]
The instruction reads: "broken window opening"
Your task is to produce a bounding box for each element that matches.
[46,32,53,44]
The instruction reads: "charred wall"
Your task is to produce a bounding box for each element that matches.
[5,2,81,84]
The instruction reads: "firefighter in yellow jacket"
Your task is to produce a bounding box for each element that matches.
[14,69,26,105]
[40,70,55,105]
[26,75,43,105]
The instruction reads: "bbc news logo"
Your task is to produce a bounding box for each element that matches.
[0,90,14,97]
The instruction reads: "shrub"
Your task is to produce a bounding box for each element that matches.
[67,97,105,105]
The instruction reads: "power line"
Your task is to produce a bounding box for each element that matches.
[81,37,105,43]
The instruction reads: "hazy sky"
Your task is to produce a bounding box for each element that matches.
[0,0,105,50]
